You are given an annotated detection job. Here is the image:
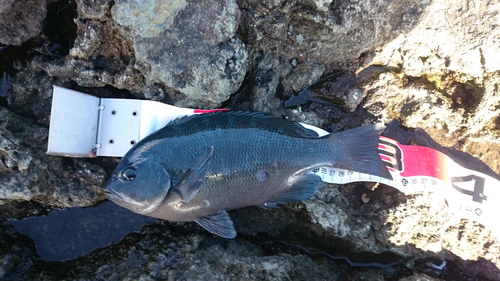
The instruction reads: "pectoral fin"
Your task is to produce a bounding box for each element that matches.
[265,174,323,205]
[175,146,214,202]
[195,210,236,238]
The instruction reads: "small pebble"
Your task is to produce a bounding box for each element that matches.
[361,193,370,203]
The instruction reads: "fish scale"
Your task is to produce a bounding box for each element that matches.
[104,111,391,238]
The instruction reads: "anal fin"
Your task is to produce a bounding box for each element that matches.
[195,210,236,239]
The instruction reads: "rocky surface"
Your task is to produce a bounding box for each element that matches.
[0,106,107,208]
[111,0,249,108]
[1,0,499,280]
[362,0,500,173]
[0,0,47,46]
[1,223,406,280]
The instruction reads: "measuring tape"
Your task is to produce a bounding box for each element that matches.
[47,87,500,241]
[306,135,500,241]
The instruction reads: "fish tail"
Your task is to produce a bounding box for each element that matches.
[329,124,392,179]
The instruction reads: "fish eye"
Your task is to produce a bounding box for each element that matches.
[122,168,137,181]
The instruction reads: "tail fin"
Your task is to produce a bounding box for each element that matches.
[329,124,392,180]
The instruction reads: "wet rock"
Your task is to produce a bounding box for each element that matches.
[15,224,398,280]
[0,72,15,98]
[111,0,249,108]
[8,201,155,261]
[0,0,47,46]
[284,71,364,112]
[0,226,38,280]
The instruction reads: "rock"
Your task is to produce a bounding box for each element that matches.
[75,0,110,20]
[284,71,364,112]
[0,72,15,98]
[7,68,55,119]
[362,0,500,173]
[28,0,145,97]
[31,0,248,108]
[237,0,430,116]
[0,0,47,46]
[0,107,106,208]
[0,0,16,12]
[111,0,187,38]
[13,224,399,280]
[37,7,142,96]
[111,0,249,108]
[304,184,500,280]
[0,225,38,280]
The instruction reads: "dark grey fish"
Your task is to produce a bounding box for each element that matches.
[104,112,391,238]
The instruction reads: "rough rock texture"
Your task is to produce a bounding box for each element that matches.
[4,224,399,280]
[29,0,249,108]
[304,184,500,279]
[1,0,500,279]
[28,0,145,101]
[362,0,500,174]
[0,107,106,207]
[0,225,38,280]
[236,0,430,116]
[111,0,249,108]
[0,0,47,46]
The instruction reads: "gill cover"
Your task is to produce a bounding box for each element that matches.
[104,160,171,214]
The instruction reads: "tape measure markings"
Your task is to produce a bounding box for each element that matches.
[307,136,500,241]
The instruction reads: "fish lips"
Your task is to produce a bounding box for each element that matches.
[102,181,141,211]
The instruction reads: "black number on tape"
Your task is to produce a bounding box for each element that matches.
[450,175,486,203]
[378,139,403,172]
[402,178,408,186]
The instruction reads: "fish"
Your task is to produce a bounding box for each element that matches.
[103,111,391,238]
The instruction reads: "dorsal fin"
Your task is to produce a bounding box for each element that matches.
[165,111,318,138]
[165,114,197,126]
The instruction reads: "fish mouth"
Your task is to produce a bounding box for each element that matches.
[103,189,139,211]
[103,188,120,201]
[102,183,123,201]
[102,184,165,214]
